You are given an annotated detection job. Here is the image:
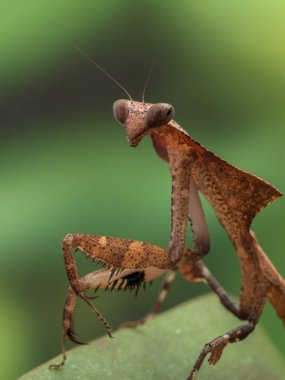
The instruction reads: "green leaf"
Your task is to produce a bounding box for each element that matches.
[19,294,285,380]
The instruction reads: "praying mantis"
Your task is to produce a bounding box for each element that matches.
[50,75,285,379]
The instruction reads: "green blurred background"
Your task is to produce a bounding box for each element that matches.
[1,1,284,379]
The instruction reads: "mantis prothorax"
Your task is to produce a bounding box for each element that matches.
[50,99,285,379]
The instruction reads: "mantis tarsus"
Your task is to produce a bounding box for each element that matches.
[50,98,285,379]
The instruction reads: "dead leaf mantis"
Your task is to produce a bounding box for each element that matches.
[50,57,285,379]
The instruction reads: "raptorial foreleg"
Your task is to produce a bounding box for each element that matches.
[62,233,171,296]
[50,235,171,370]
[121,271,176,328]
[49,268,115,370]
[168,152,192,264]
[50,263,167,370]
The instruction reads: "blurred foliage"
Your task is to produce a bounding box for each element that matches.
[0,1,284,379]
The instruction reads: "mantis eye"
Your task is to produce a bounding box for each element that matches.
[113,99,130,125]
[145,103,174,129]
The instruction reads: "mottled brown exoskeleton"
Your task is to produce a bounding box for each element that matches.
[50,98,285,379]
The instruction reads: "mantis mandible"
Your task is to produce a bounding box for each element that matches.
[50,71,285,379]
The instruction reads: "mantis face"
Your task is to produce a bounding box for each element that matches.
[113,99,174,146]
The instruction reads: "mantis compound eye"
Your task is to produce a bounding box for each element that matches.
[145,103,174,129]
[113,99,130,125]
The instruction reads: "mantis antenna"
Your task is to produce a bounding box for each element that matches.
[74,46,133,101]
[142,58,156,103]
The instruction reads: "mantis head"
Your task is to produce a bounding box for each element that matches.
[113,99,174,147]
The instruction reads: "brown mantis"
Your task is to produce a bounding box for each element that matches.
[50,85,285,378]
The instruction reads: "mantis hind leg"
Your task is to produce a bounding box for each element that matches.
[187,282,267,379]
[179,254,244,320]
[187,316,258,380]
[180,255,268,379]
